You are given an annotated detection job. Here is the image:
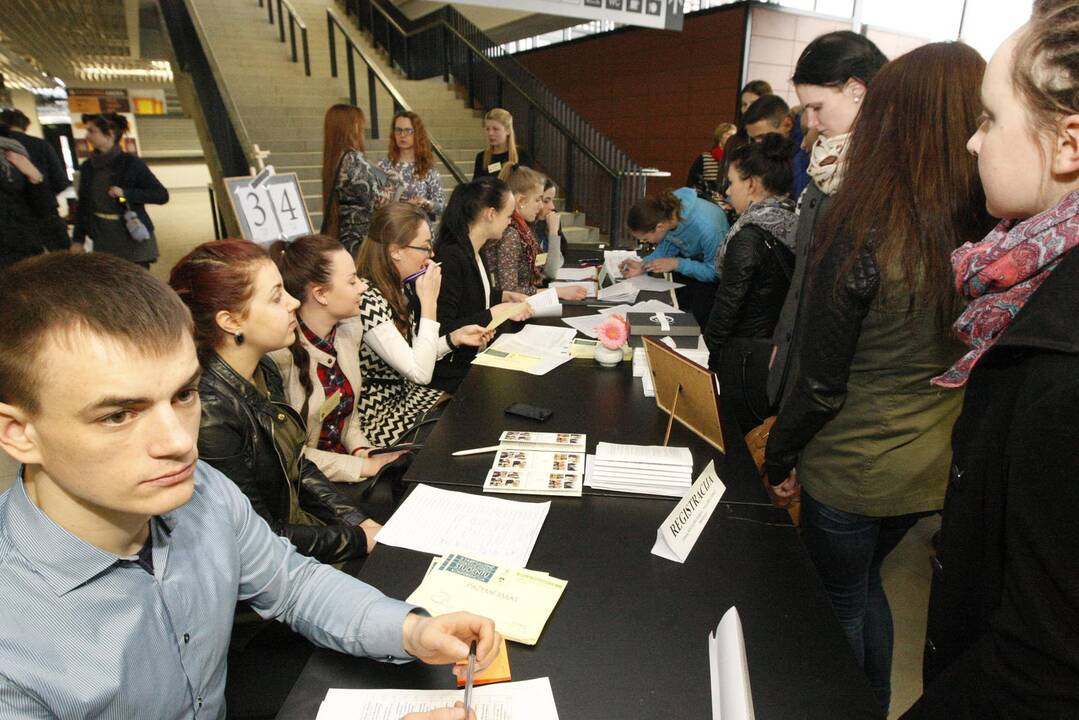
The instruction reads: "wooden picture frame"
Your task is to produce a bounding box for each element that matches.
[643,336,725,453]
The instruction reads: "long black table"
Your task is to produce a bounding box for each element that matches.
[275,319,881,718]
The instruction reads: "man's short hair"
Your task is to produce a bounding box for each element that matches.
[0,253,193,414]
[743,94,791,128]
[0,109,31,130]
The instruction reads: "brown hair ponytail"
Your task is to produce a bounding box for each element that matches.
[269,234,346,418]
[627,189,683,233]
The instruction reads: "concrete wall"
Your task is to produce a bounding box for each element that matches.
[517,4,748,194]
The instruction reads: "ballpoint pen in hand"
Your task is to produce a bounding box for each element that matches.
[463,639,477,713]
[402,261,441,284]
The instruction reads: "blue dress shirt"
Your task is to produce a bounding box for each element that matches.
[0,462,418,718]
[641,187,729,282]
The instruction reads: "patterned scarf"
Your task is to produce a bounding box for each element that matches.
[715,195,797,270]
[806,132,850,196]
[509,210,544,288]
[933,190,1079,388]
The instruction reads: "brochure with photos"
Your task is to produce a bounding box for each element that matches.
[485,434,587,497]
[497,430,587,453]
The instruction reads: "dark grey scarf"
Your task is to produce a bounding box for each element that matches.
[715,195,798,270]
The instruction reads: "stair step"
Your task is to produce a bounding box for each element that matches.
[563,226,600,244]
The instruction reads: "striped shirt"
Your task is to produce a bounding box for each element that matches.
[0,462,418,718]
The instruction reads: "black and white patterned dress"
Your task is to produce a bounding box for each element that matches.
[356,288,444,446]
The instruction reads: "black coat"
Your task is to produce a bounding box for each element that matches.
[704,224,793,363]
[471,148,534,180]
[10,130,69,195]
[432,239,501,392]
[72,151,168,251]
[0,160,58,269]
[197,353,370,564]
[901,248,1079,719]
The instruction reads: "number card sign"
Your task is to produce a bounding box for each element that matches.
[224,171,313,246]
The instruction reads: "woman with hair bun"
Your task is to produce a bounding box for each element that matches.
[621,186,730,327]
[704,134,796,428]
[267,234,406,483]
[170,240,380,564]
[73,112,168,267]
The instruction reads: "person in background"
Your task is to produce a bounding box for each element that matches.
[0,108,69,195]
[621,187,730,327]
[354,203,491,446]
[742,94,811,199]
[704,134,796,429]
[0,123,66,269]
[73,113,168,267]
[532,177,568,280]
[764,42,994,716]
[739,79,774,116]
[378,111,445,222]
[766,31,888,410]
[902,2,1079,716]
[687,122,737,197]
[472,108,534,180]
[0,251,500,720]
[267,234,407,484]
[322,104,398,254]
[432,178,534,392]
[482,165,587,300]
[170,240,382,564]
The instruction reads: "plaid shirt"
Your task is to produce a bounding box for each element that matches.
[299,318,356,455]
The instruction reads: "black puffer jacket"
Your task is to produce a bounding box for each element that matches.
[197,353,370,564]
[704,224,793,364]
[0,157,55,269]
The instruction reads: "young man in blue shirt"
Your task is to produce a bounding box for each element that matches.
[0,252,496,719]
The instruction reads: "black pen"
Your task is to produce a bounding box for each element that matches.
[463,639,477,712]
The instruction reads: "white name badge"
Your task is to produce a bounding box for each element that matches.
[487,161,503,173]
[651,460,725,563]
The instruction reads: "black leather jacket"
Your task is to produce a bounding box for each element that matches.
[704,224,794,364]
[197,353,370,563]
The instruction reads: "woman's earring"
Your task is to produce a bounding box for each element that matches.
[234,331,245,346]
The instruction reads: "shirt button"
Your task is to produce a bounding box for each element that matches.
[276,413,286,422]
[183,633,190,643]
[197,696,203,708]
[327,357,335,366]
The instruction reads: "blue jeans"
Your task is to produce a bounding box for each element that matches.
[801,490,926,716]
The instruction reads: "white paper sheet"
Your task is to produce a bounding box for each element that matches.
[626,274,685,292]
[549,281,597,298]
[603,250,640,281]
[554,266,598,281]
[376,484,550,568]
[595,442,693,466]
[526,288,562,318]
[710,608,755,720]
[317,677,560,720]
[561,313,608,339]
[597,280,640,303]
[480,325,576,375]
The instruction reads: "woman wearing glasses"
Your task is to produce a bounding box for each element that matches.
[354,202,492,446]
[378,111,445,221]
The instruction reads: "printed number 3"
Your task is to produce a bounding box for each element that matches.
[246,191,266,227]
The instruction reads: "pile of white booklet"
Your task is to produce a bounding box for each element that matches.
[597,280,640,303]
[633,338,711,397]
[584,442,694,497]
[484,430,586,497]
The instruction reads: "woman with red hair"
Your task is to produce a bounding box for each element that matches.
[169,239,380,564]
[378,111,445,221]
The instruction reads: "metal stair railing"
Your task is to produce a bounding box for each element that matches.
[340,0,644,246]
[258,0,311,76]
[326,8,468,186]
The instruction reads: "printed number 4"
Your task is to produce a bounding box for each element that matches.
[278,189,298,221]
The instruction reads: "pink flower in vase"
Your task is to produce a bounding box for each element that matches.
[597,314,630,350]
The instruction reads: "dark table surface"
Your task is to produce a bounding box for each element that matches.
[275,316,881,719]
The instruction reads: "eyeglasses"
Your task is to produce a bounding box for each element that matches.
[405,244,434,255]
[394,127,416,135]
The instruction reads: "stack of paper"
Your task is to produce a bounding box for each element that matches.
[408,552,568,645]
[375,484,550,568]
[550,280,597,298]
[626,274,686,292]
[603,249,640,281]
[584,442,694,497]
[316,678,560,720]
[633,339,710,397]
[554,266,598,281]
[473,325,577,375]
[484,431,586,497]
[597,280,640,303]
[526,288,562,318]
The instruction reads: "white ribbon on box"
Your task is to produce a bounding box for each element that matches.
[649,312,673,333]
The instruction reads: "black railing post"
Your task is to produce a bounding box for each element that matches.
[302,26,310,76]
[347,42,357,106]
[441,26,449,83]
[267,0,273,24]
[610,174,622,248]
[528,105,536,159]
[565,138,575,209]
[277,0,285,40]
[368,67,380,138]
[289,15,297,62]
[467,53,474,109]
[404,35,411,78]
[496,76,503,108]
[328,15,337,77]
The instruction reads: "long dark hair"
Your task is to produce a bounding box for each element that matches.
[321,104,366,237]
[813,42,994,331]
[269,234,346,417]
[792,31,887,88]
[388,110,435,178]
[435,177,511,253]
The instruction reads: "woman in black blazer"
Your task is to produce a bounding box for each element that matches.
[431,178,533,392]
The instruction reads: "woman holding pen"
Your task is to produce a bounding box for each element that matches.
[354,202,492,445]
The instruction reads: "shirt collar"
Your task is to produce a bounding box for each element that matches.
[299,316,338,357]
[5,467,176,597]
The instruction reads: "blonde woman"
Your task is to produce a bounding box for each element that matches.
[471,108,533,179]
[321,103,398,254]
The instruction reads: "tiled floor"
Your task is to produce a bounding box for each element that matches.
[0,188,939,715]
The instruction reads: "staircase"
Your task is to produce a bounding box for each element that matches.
[187,0,601,243]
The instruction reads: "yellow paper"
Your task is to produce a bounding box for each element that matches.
[485,303,526,331]
[472,347,542,372]
[317,391,341,424]
[408,553,567,645]
[534,253,548,267]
